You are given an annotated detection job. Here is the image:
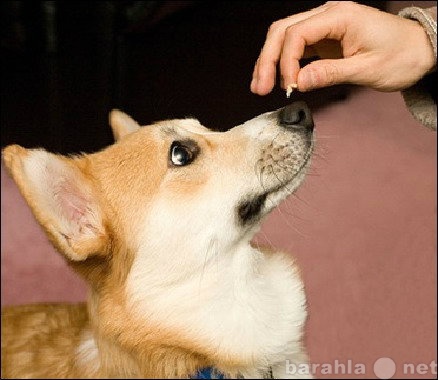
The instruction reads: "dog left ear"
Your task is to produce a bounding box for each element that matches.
[2,145,108,262]
[109,109,141,141]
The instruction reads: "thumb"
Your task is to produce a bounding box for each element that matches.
[297,58,361,91]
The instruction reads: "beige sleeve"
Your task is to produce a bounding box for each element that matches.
[398,7,436,131]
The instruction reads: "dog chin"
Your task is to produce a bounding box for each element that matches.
[265,146,313,209]
[264,166,308,213]
[238,151,312,229]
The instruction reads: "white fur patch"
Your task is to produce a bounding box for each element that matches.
[127,242,307,375]
[76,330,100,374]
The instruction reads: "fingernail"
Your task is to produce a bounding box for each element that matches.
[300,70,315,91]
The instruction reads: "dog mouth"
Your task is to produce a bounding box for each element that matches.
[237,192,269,225]
[235,100,315,227]
[237,143,313,226]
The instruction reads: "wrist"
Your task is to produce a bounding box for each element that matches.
[412,21,436,76]
[398,7,437,74]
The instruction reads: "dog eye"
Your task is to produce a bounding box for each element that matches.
[170,142,193,166]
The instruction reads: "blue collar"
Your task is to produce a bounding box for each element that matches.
[190,367,225,379]
[190,366,273,378]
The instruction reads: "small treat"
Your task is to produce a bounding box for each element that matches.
[286,83,298,98]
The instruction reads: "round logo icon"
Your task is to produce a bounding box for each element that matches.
[373,357,396,379]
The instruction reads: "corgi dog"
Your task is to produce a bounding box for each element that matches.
[1,101,314,379]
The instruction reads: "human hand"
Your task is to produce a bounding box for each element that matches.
[250,1,436,95]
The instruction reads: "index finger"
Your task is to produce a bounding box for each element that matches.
[252,2,335,95]
[280,4,350,90]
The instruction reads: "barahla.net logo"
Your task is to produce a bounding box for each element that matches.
[285,357,437,379]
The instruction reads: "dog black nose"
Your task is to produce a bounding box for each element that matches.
[279,101,314,132]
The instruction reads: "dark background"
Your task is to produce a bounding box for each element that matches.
[1,1,384,155]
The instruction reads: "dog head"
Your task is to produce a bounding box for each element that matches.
[2,101,314,373]
[3,101,313,269]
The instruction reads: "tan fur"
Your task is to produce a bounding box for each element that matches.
[2,303,88,378]
[2,109,313,379]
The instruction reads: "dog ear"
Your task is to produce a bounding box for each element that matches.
[109,109,140,141]
[2,145,108,262]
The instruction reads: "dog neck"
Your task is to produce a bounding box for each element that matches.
[73,238,301,378]
[72,240,265,378]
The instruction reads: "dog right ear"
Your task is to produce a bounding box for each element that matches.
[2,145,108,262]
[109,109,141,141]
